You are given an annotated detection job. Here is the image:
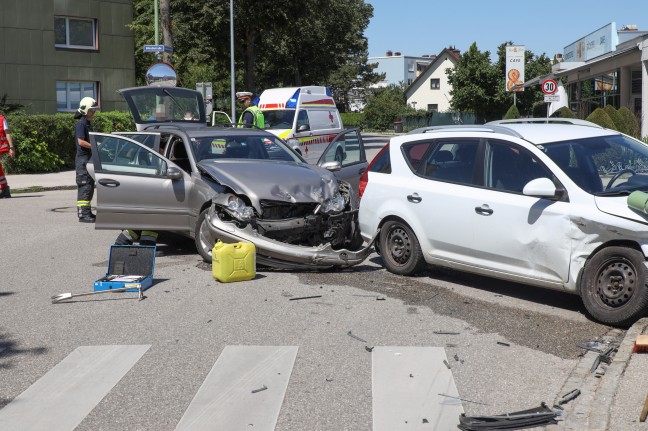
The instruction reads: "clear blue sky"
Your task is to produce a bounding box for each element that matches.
[365,0,648,60]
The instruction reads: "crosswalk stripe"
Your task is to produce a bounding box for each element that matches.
[372,347,464,431]
[0,345,150,431]
[175,345,298,431]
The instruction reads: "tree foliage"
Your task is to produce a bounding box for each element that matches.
[131,0,378,104]
[363,84,414,130]
[447,42,551,122]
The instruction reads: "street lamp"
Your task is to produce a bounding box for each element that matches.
[230,0,236,121]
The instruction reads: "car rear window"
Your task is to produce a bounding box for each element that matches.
[369,145,391,174]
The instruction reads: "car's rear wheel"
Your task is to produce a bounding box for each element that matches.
[379,220,426,275]
[581,246,648,326]
[195,208,217,263]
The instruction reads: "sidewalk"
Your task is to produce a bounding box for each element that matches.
[9,169,77,191]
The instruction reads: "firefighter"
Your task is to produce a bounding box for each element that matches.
[114,230,158,247]
[74,97,98,222]
[236,92,264,128]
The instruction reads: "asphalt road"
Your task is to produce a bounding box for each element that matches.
[0,180,619,430]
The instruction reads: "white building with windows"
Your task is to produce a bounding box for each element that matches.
[404,47,461,112]
[368,51,436,87]
[0,0,135,113]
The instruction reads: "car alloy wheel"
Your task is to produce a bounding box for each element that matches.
[581,246,648,326]
[379,220,425,276]
[195,208,217,263]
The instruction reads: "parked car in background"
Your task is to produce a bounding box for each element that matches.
[358,119,648,326]
[87,86,370,269]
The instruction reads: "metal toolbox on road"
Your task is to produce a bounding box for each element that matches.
[94,245,156,292]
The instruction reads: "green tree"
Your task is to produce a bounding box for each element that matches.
[447,42,501,123]
[327,54,384,113]
[503,104,520,119]
[363,84,413,130]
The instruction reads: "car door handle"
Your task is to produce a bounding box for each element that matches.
[475,205,493,215]
[98,179,120,188]
[407,193,422,203]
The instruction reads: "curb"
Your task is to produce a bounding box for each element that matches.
[551,317,648,430]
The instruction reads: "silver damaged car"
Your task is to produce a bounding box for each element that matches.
[88,86,371,268]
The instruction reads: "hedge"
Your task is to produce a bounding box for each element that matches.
[1,111,134,174]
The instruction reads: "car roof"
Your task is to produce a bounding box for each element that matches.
[405,119,620,146]
[144,124,277,138]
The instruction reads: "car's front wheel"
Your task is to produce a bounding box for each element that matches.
[379,220,426,275]
[581,246,648,326]
[195,208,218,263]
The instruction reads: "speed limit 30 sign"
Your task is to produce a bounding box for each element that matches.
[542,79,558,95]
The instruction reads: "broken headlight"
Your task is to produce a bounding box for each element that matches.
[227,195,254,222]
[320,193,346,214]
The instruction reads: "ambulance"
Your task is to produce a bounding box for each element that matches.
[258,86,344,164]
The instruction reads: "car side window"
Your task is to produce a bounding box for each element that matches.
[95,135,167,176]
[486,141,552,193]
[369,145,391,174]
[402,142,432,172]
[419,139,479,185]
[296,110,310,132]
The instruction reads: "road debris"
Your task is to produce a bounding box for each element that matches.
[365,346,374,352]
[251,385,268,393]
[434,331,460,335]
[458,402,558,430]
[347,331,367,343]
[590,346,616,373]
[496,341,510,347]
[289,295,322,301]
[558,389,581,405]
[437,393,491,406]
[443,360,451,369]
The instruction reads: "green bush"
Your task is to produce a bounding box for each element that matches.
[603,105,622,131]
[503,104,520,119]
[550,107,576,118]
[340,112,364,128]
[618,106,640,138]
[362,84,414,131]
[532,101,547,118]
[585,108,617,130]
[2,111,134,174]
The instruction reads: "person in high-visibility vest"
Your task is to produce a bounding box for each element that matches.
[236,92,264,128]
[0,114,16,199]
[73,97,98,222]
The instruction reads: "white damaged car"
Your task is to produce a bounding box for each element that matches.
[359,119,648,326]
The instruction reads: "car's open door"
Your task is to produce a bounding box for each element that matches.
[113,132,161,153]
[89,132,193,233]
[317,128,367,193]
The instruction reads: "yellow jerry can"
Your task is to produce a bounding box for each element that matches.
[212,241,256,282]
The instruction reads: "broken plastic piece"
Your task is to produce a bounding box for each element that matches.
[434,331,460,335]
[558,389,581,405]
[289,295,322,301]
[347,331,367,343]
[458,402,558,430]
[497,341,510,347]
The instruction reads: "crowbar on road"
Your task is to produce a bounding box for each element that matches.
[52,284,144,303]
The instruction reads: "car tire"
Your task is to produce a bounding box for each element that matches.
[195,208,218,263]
[581,246,648,327]
[379,220,426,275]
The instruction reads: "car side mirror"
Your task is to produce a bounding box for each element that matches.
[320,160,342,172]
[523,177,557,198]
[298,124,310,132]
[167,166,183,180]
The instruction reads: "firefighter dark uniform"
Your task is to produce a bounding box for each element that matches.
[115,230,159,246]
[236,92,264,128]
[74,97,97,223]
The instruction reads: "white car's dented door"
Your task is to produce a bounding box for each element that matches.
[90,133,193,232]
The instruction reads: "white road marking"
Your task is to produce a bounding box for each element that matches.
[0,345,150,431]
[175,345,298,431]
[372,346,464,431]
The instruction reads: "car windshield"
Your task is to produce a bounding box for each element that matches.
[543,134,648,196]
[262,110,295,130]
[189,134,301,163]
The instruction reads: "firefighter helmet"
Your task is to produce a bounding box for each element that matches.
[78,97,98,115]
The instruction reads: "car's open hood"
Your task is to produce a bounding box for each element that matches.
[197,159,339,210]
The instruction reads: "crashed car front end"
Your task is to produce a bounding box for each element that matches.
[205,180,373,269]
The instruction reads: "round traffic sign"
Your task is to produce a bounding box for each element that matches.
[542,79,558,95]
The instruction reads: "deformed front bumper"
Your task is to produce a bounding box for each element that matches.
[205,208,375,269]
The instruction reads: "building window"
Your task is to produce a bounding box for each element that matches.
[55,16,97,49]
[57,81,98,112]
[430,78,440,90]
[427,104,438,112]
